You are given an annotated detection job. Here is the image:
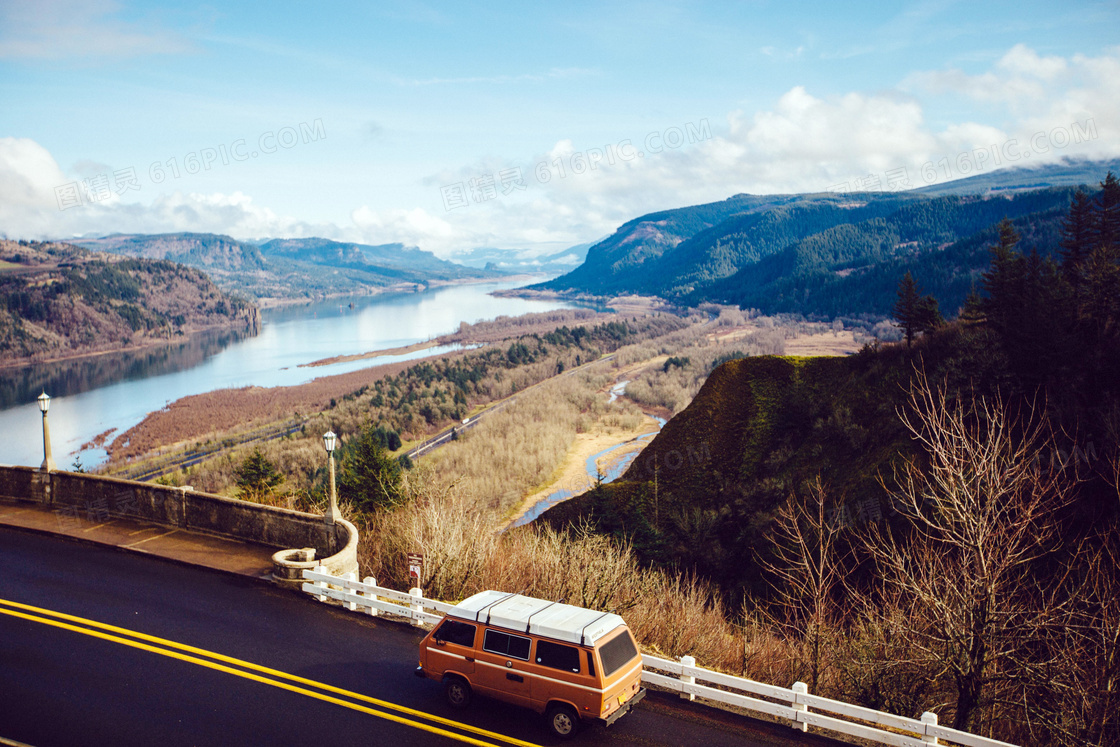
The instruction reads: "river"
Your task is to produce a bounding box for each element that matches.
[0,278,579,469]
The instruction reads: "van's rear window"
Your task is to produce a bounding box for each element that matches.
[435,619,476,647]
[599,630,639,677]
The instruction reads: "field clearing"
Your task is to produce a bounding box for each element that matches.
[783,330,860,356]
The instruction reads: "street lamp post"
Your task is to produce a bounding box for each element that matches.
[38,392,55,473]
[323,430,340,526]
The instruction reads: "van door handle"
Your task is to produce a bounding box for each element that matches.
[506,673,524,683]
[465,657,474,662]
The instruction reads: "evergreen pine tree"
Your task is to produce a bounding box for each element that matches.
[916,293,943,334]
[1095,171,1120,254]
[893,271,922,348]
[234,448,284,502]
[958,287,986,327]
[1060,189,1094,287]
[981,218,1025,339]
[338,424,404,512]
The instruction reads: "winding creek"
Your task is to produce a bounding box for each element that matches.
[509,379,666,528]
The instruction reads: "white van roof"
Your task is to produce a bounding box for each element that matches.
[446,590,627,646]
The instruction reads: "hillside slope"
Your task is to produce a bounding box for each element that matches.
[541,350,914,591]
[0,240,259,366]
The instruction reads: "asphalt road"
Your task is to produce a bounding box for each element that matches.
[0,528,844,747]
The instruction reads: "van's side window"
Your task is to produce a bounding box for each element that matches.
[586,650,595,677]
[483,629,531,660]
[436,619,476,647]
[535,640,581,673]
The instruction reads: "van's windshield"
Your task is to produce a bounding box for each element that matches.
[599,630,639,677]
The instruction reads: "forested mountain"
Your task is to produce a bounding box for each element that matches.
[540,193,809,294]
[913,156,1120,196]
[73,233,496,302]
[0,239,258,365]
[700,188,1074,317]
[538,159,1120,319]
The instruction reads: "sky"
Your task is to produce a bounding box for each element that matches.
[1,0,1118,258]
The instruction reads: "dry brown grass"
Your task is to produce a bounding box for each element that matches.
[420,369,645,517]
[355,473,745,671]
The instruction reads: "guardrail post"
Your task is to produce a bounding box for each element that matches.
[791,681,809,732]
[343,572,357,611]
[679,655,696,701]
[313,564,328,602]
[362,577,379,617]
[920,711,941,745]
[409,587,424,627]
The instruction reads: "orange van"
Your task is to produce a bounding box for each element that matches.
[415,590,645,738]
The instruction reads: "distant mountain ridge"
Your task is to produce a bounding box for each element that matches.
[72,232,498,302]
[75,232,266,272]
[451,241,597,275]
[537,158,1120,319]
[259,237,484,280]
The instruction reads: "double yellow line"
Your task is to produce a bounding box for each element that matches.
[0,597,540,747]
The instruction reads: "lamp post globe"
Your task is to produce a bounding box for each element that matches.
[323,430,340,526]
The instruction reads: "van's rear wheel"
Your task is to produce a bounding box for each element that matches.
[443,676,472,709]
[546,703,580,739]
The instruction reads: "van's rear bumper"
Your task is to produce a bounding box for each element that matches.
[602,687,646,727]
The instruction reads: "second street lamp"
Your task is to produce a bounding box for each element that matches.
[323,430,340,526]
[38,391,55,473]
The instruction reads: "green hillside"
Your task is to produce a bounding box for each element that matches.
[537,160,1120,321]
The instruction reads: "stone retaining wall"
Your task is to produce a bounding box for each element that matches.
[0,465,358,582]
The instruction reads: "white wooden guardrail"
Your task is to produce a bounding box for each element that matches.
[301,567,1019,747]
[302,566,453,625]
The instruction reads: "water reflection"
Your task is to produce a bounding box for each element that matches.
[0,327,253,410]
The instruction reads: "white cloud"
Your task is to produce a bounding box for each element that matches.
[419,45,1120,251]
[0,0,192,60]
[0,139,343,241]
[350,206,455,248]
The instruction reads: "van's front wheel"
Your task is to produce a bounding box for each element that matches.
[546,703,580,739]
[443,676,472,709]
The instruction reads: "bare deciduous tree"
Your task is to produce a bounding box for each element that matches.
[867,370,1072,732]
[761,476,848,693]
